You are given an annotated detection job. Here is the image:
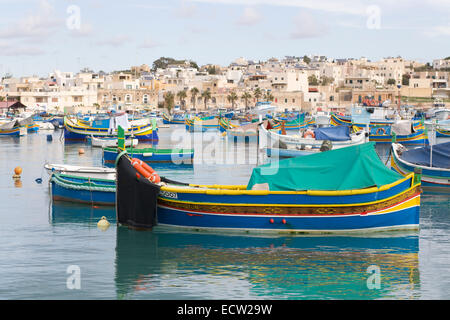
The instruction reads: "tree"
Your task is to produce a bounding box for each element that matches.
[387,78,396,85]
[207,66,217,75]
[201,90,211,109]
[190,87,199,109]
[402,74,410,86]
[152,57,199,71]
[177,90,187,109]
[321,76,334,86]
[164,92,175,114]
[264,92,274,102]
[253,87,262,103]
[303,55,311,64]
[227,91,238,109]
[241,92,252,111]
[308,75,319,86]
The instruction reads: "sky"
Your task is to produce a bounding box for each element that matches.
[0,0,449,77]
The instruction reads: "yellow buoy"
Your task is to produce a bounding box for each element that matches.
[78,148,85,155]
[97,216,110,231]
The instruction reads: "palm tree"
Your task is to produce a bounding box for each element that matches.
[264,92,274,102]
[201,90,211,110]
[164,92,175,114]
[177,90,187,110]
[190,87,199,110]
[227,91,238,109]
[241,92,252,111]
[253,87,262,103]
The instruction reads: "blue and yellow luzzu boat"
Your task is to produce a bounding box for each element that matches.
[330,114,428,145]
[185,117,219,132]
[64,116,158,141]
[391,142,450,193]
[162,113,186,124]
[436,127,450,138]
[50,173,116,206]
[116,142,421,233]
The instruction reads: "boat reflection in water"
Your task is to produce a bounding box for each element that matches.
[50,201,116,224]
[114,227,420,300]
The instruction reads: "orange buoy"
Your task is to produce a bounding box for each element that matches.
[282,219,286,224]
[269,219,274,224]
[78,148,85,155]
[14,167,22,176]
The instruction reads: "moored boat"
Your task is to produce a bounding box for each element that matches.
[103,146,194,167]
[44,163,116,180]
[260,123,368,150]
[89,135,138,148]
[64,116,158,141]
[391,142,450,193]
[50,173,115,206]
[115,142,421,233]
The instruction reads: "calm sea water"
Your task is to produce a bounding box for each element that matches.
[0,127,449,300]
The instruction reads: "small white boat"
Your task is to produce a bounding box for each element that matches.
[260,124,368,150]
[44,163,116,180]
[37,122,55,130]
[89,135,138,148]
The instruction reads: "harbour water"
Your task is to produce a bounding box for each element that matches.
[0,128,449,299]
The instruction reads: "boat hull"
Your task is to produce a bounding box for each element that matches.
[391,145,450,192]
[156,177,420,234]
[50,174,115,206]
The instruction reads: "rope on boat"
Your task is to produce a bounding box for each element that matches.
[50,175,115,192]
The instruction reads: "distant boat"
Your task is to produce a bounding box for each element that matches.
[89,135,138,148]
[391,142,450,193]
[260,123,368,150]
[103,146,194,167]
[44,163,116,180]
[64,116,158,141]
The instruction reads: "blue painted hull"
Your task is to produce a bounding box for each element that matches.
[103,148,194,167]
[51,175,115,205]
[156,205,419,233]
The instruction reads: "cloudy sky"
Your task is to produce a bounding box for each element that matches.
[0,0,449,77]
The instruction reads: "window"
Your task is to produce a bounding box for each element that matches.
[284,98,288,103]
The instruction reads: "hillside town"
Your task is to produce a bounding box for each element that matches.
[1,55,449,115]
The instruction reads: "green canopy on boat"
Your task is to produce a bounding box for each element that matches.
[247,142,403,191]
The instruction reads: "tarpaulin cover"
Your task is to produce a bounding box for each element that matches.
[391,120,413,135]
[247,142,403,191]
[314,125,351,141]
[116,155,160,229]
[400,141,450,169]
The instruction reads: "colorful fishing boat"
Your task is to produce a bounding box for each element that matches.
[272,114,308,130]
[103,146,194,167]
[0,120,26,136]
[185,117,219,132]
[330,114,428,145]
[436,127,450,138]
[162,113,186,124]
[391,142,450,193]
[115,142,421,233]
[260,123,368,150]
[50,173,115,206]
[64,116,158,141]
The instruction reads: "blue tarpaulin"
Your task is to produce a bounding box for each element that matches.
[400,141,450,169]
[314,125,350,141]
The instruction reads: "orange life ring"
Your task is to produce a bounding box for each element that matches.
[304,130,315,138]
[375,127,386,135]
[131,158,160,183]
